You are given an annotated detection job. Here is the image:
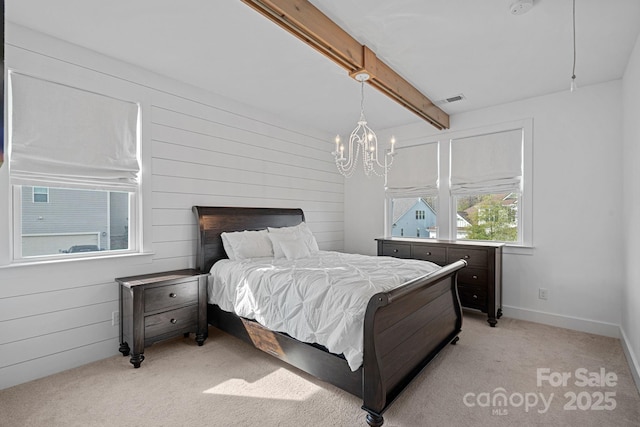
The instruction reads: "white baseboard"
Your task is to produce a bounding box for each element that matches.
[502,305,620,338]
[620,327,640,395]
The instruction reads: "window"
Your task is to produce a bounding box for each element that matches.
[9,72,140,260]
[386,120,531,246]
[32,186,48,203]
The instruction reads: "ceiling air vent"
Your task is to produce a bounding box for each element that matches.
[435,94,466,105]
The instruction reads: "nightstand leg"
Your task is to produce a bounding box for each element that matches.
[129,353,145,368]
[119,342,130,356]
[195,333,207,346]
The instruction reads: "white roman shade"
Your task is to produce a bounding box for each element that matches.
[450,129,523,195]
[9,72,140,191]
[386,142,438,197]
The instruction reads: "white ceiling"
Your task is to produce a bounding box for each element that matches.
[7,0,640,135]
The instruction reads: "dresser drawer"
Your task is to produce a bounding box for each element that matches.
[145,280,199,313]
[457,267,488,286]
[457,284,487,311]
[448,248,488,268]
[411,245,447,265]
[145,305,198,339]
[380,242,411,258]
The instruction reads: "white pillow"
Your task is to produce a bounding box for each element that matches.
[220,232,237,260]
[267,232,296,259]
[268,222,319,254]
[279,237,311,260]
[221,229,274,260]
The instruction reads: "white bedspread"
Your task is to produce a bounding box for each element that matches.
[208,251,440,371]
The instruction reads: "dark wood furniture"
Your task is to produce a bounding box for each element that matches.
[193,206,467,427]
[116,269,209,368]
[377,238,503,327]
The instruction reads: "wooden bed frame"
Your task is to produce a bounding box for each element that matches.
[193,206,466,426]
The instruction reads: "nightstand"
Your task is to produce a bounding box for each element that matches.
[116,269,209,368]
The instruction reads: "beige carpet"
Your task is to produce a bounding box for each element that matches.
[1,312,639,427]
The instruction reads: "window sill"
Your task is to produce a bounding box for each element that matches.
[503,245,534,256]
[0,251,155,270]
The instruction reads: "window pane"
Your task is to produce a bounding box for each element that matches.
[456,193,519,242]
[391,197,437,238]
[21,186,129,257]
[33,187,49,203]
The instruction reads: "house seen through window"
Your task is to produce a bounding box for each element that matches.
[21,187,130,257]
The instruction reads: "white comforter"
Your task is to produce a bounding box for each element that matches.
[208,251,440,371]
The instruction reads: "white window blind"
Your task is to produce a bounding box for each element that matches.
[385,142,438,197]
[9,72,139,191]
[450,129,523,195]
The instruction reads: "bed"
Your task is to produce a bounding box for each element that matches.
[193,206,467,426]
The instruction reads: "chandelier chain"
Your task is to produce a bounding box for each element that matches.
[572,0,576,80]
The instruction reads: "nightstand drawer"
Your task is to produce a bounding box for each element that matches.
[145,280,198,312]
[380,242,411,258]
[412,245,447,265]
[145,305,198,339]
[458,267,488,286]
[448,248,488,268]
[457,284,487,310]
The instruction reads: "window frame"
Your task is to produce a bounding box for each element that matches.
[6,72,143,263]
[385,118,532,248]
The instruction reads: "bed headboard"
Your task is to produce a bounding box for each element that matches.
[192,206,305,272]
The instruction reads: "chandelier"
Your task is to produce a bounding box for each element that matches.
[332,72,395,177]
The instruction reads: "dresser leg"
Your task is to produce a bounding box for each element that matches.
[488,317,497,327]
[119,342,130,357]
[129,354,145,368]
[365,413,384,427]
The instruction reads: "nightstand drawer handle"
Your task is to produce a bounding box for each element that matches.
[425,251,431,256]
[170,319,178,324]
[463,255,470,259]
[472,275,478,279]
[393,249,398,253]
[169,293,177,298]
[473,294,478,299]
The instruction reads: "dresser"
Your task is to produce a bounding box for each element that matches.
[116,269,210,368]
[377,238,503,327]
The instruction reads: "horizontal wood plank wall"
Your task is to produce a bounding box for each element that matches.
[0,24,344,390]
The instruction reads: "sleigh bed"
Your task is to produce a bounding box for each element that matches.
[193,206,466,426]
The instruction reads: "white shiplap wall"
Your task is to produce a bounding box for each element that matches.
[0,24,344,390]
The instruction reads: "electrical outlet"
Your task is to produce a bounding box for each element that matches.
[538,288,548,300]
[112,311,119,326]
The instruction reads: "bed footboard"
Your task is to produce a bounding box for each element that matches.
[361,259,466,426]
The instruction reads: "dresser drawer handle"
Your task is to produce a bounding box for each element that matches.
[169,293,177,298]
[463,255,470,260]
[425,251,431,256]
[472,275,478,280]
[170,319,178,324]
[393,249,398,253]
[472,294,478,299]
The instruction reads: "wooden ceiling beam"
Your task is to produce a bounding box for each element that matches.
[241,0,449,130]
